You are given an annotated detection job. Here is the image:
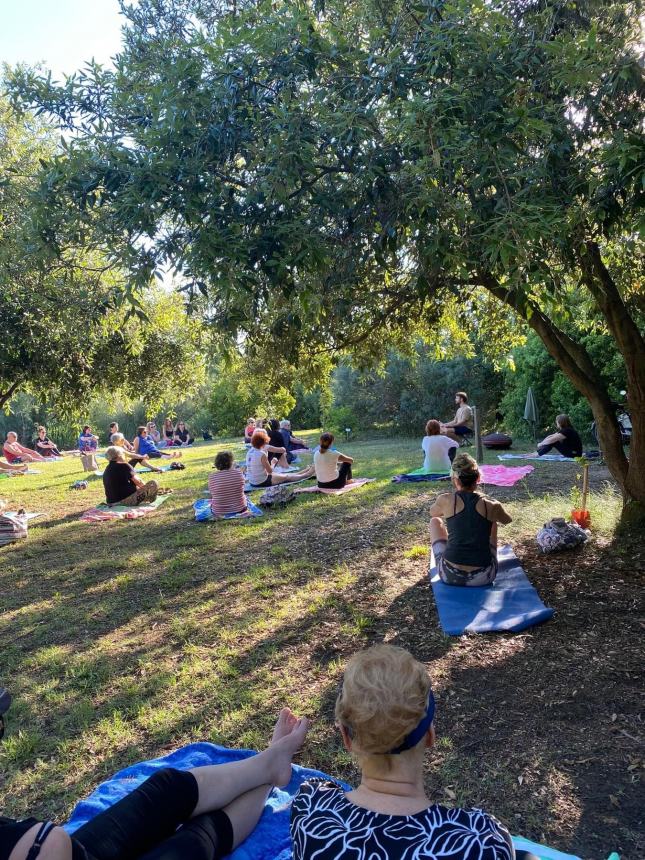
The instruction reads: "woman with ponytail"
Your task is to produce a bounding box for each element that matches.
[428,453,512,587]
[313,433,354,489]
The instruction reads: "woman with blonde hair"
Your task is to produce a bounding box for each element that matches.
[429,453,512,587]
[291,644,523,859]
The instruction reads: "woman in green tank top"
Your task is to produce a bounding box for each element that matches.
[428,453,512,587]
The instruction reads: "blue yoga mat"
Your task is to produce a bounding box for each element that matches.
[429,544,554,635]
[63,743,580,860]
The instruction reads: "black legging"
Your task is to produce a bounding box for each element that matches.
[537,441,577,457]
[317,461,352,489]
[70,769,233,860]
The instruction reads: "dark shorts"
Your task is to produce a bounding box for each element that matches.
[250,475,272,488]
[453,425,473,436]
[432,539,498,587]
[147,451,162,459]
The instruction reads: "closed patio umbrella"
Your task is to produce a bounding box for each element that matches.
[523,387,539,442]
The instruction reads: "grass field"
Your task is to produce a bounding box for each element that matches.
[0,435,642,858]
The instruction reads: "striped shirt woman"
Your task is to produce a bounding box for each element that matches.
[208,451,247,517]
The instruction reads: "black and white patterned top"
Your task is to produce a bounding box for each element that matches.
[291,779,515,859]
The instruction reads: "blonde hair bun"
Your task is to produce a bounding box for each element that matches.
[335,645,432,755]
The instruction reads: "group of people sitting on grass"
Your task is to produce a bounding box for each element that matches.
[207,430,356,518]
[1,643,540,860]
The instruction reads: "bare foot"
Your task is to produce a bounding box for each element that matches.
[267,716,311,787]
[270,707,298,744]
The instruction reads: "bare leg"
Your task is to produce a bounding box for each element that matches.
[9,824,72,860]
[429,516,448,544]
[189,709,308,817]
[271,465,315,484]
[222,709,300,848]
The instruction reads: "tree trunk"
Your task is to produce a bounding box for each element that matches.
[0,380,21,412]
[479,273,644,504]
[578,241,645,510]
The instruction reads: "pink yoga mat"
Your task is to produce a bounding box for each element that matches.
[479,465,533,487]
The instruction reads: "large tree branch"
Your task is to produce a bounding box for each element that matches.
[0,379,22,412]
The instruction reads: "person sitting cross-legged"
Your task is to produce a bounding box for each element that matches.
[440,391,474,444]
[422,419,457,473]
[313,432,354,490]
[245,430,314,488]
[208,451,248,517]
[291,644,538,860]
[529,414,583,459]
[429,453,512,587]
[102,446,160,506]
[174,420,194,446]
[3,708,310,860]
[3,432,47,464]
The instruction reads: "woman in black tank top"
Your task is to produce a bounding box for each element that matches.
[428,453,512,587]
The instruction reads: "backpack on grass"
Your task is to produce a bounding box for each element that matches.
[536,518,588,554]
[259,484,296,507]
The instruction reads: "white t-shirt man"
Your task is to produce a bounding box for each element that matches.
[314,449,341,483]
[422,435,458,473]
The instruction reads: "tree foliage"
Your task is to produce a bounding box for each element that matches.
[0,98,205,414]
[7,0,645,503]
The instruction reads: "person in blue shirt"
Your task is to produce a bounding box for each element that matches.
[77,425,99,472]
[133,426,182,460]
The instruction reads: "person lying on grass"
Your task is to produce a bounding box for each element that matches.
[245,430,314,488]
[110,433,163,474]
[0,459,28,474]
[422,419,457,473]
[2,432,47,464]
[2,708,309,860]
[313,432,354,490]
[208,451,248,517]
[529,414,583,459]
[133,426,182,460]
[429,452,512,587]
[291,643,539,860]
[102,446,161,506]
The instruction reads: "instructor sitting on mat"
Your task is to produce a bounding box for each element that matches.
[313,433,354,490]
[1,708,309,860]
[429,453,512,587]
[440,391,473,443]
[530,414,582,459]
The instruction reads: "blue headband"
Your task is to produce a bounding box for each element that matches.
[388,690,435,755]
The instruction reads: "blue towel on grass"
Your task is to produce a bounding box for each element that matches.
[63,744,581,860]
[429,544,554,634]
[193,497,263,521]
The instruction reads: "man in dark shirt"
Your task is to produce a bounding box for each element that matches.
[533,414,583,458]
[103,447,159,506]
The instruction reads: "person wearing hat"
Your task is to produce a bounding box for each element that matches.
[291,644,532,859]
[428,452,512,587]
[102,446,160,506]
